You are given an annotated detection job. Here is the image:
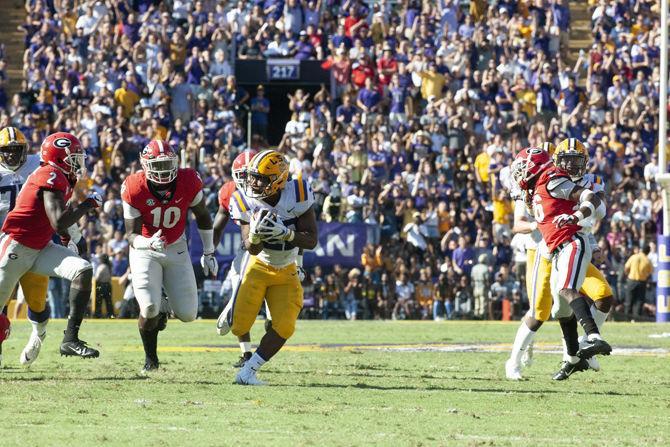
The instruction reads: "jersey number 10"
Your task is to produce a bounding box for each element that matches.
[150,206,181,229]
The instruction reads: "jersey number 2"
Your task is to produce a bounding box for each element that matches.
[150,207,181,229]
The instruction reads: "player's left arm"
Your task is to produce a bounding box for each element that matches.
[43,190,100,234]
[190,196,218,277]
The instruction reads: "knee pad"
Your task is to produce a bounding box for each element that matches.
[141,303,160,320]
[177,310,197,323]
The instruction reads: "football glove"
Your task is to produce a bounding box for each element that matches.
[297,266,306,282]
[134,229,166,252]
[257,213,294,241]
[248,212,263,245]
[83,192,103,209]
[201,252,219,277]
[552,213,578,228]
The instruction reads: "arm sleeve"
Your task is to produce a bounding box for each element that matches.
[189,189,204,207]
[122,202,141,219]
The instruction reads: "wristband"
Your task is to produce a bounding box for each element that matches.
[296,254,303,267]
[573,210,585,222]
[249,233,261,245]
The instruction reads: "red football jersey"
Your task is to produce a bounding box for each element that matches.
[121,168,203,245]
[532,166,581,252]
[2,165,73,250]
[217,180,237,211]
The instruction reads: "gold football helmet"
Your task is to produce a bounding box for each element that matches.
[554,138,588,180]
[541,141,556,156]
[0,127,28,171]
[246,149,289,198]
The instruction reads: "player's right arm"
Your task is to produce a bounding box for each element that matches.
[121,178,165,251]
[43,190,99,234]
[240,221,263,255]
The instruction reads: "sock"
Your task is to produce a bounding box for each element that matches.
[63,287,91,342]
[27,306,50,338]
[559,315,579,357]
[246,352,267,372]
[510,322,535,364]
[569,296,599,336]
[139,328,159,362]
[591,305,608,331]
[240,341,252,354]
[560,339,572,362]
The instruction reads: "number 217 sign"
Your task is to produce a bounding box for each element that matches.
[266,59,300,81]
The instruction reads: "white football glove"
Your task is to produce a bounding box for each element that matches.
[134,229,166,251]
[297,266,306,282]
[552,213,578,228]
[248,212,263,245]
[201,252,219,277]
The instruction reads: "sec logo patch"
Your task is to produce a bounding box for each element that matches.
[146,199,156,206]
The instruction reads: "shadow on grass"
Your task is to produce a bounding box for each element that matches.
[283,381,644,396]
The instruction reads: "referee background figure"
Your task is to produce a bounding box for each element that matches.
[624,244,653,320]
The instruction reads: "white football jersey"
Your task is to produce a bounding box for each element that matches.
[230,177,314,268]
[0,154,40,226]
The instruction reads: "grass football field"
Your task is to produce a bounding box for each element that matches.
[2,319,670,446]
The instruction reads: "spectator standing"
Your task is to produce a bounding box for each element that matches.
[94,254,114,318]
[343,268,362,320]
[471,254,490,319]
[624,245,653,319]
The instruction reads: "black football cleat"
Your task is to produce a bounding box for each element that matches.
[576,338,612,359]
[264,319,272,332]
[552,359,589,381]
[141,357,160,375]
[60,339,100,358]
[233,352,253,368]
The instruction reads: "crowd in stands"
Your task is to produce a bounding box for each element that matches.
[0,0,664,321]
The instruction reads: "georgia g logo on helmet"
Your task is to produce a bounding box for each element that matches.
[53,138,72,149]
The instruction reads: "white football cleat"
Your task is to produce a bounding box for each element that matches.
[20,332,46,367]
[216,300,233,336]
[586,356,601,371]
[521,343,534,368]
[505,359,523,381]
[235,365,266,386]
[578,337,601,371]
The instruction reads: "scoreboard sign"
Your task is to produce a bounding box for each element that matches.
[266,59,300,81]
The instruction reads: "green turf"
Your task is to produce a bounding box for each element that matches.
[2,319,670,446]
